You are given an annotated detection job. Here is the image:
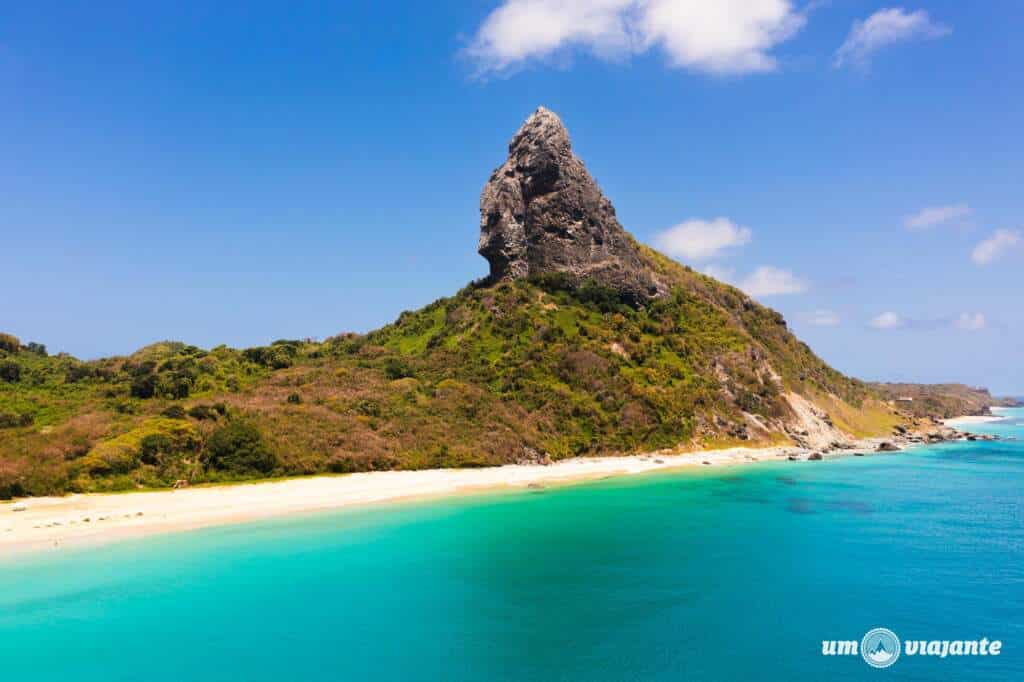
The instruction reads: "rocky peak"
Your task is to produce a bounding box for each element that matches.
[478,107,667,304]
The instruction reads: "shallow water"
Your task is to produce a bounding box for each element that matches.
[2,410,1022,681]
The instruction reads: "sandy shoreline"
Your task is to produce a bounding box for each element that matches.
[943,415,1005,426]
[1,441,897,558]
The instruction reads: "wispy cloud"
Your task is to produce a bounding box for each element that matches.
[739,266,807,297]
[701,261,807,298]
[953,312,986,331]
[653,217,752,261]
[701,263,737,282]
[465,0,806,77]
[971,229,1022,266]
[870,311,989,332]
[870,311,903,330]
[834,8,950,69]
[804,310,841,327]
[904,203,972,231]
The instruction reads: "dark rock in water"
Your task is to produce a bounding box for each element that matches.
[876,441,900,452]
[478,107,667,305]
[853,452,865,456]
[787,455,800,461]
[807,452,824,461]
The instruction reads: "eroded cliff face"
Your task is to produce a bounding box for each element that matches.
[478,107,667,305]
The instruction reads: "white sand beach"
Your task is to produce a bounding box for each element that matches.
[944,415,1005,427]
[1,441,893,557]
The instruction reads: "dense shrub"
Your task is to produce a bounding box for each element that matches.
[354,399,382,417]
[529,273,631,312]
[157,372,193,399]
[65,364,97,384]
[0,463,26,500]
[286,392,302,404]
[0,411,33,428]
[187,404,223,420]
[0,333,20,353]
[0,361,21,383]
[130,373,157,399]
[24,342,47,356]
[77,419,199,476]
[325,333,363,356]
[205,421,276,475]
[126,360,158,376]
[327,453,398,473]
[575,279,631,313]
[243,345,294,369]
[383,357,414,380]
[139,434,173,465]
[161,405,187,419]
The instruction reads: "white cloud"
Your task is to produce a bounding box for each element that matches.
[466,0,805,76]
[738,266,807,297]
[834,8,950,69]
[972,229,1021,265]
[653,217,752,261]
[870,311,903,330]
[953,312,986,331]
[634,0,805,74]
[904,203,971,231]
[701,263,737,282]
[804,310,840,327]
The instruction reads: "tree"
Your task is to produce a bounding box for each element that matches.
[0,361,21,383]
[130,373,157,399]
[24,342,47,356]
[139,434,173,465]
[384,357,414,380]
[205,421,276,475]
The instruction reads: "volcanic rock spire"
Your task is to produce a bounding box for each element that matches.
[478,107,667,304]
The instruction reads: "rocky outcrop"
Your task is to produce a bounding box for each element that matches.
[478,107,667,305]
[782,392,852,451]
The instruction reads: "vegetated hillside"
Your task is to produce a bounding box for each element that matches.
[0,107,905,499]
[0,264,898,498]
[870,383,1021,419]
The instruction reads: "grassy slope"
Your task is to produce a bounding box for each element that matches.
[1,256,899,498]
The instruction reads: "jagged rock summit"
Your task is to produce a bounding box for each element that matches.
[478,107,667,304]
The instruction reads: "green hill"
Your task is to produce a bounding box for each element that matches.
[0,263,901,498]
[0,108,907,498]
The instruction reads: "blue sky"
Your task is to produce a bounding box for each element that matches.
[2,1,1022,393]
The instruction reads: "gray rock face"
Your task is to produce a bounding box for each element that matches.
[478,107,667,304]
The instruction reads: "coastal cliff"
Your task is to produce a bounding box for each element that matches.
[870,383,1021,419]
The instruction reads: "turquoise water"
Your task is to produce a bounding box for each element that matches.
[2,411,1022,681]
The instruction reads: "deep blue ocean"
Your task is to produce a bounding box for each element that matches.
[2,409,1022,681]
